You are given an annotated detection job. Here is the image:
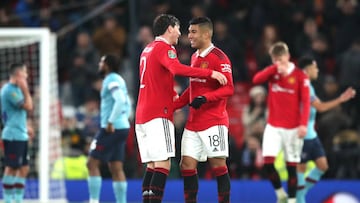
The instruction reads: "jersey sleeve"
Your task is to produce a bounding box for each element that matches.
[299,73,311,126]
[7,88,24,107]
[157,46,213,78]
[107,79,127,123]
[174,87,190,110]
[203,59,234,101]
[252,65,278,84]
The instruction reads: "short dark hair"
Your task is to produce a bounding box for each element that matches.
[189,17,213,34]
[298,56,315,69]
[153,14,180,36]
[189,17,212,28]
[8,63,25,76]
[103,54,120,72]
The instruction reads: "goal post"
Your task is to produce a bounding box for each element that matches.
[0,28,66,203]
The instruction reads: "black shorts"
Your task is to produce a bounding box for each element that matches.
[3,140,29,168]
[300,137,326,163]
[89,128,129,162]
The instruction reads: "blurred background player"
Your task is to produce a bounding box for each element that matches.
[87,54,131,203]
[174,17,234,203]
[1,63,33,203]
[252,42,311,203]
[296,56,356,203]
[135,14,227,203]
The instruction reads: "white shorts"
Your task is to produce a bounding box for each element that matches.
[135,118,175,163]
[262,124,303,163]
[181,125,229,162]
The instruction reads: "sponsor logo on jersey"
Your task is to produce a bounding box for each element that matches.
[271,84,295,94]
[168,50,177,59]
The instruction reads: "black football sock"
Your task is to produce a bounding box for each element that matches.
[181,169,198,203]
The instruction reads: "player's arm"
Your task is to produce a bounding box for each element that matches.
[202,64,234,102]
[190,61,234,109]
[252,65,277,84]
[312,87,356,112]
[107,82,126,132]
[159,48,227,85]
[17,78,33,111]
[299,75,311,127]
[174,87,190,110]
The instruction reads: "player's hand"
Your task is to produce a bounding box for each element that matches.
[106,123,115,133]
[298,125,307,138]
[211,71,227,85]
[276,63,288,75]
[189,96,207,109]
[339,87,356,102]
[16,77,29,92]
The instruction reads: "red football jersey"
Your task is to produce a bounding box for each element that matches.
[252,64,310,128]
[174,45,234,131]
[135,37,213,124]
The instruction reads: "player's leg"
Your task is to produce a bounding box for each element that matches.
[135,123,153,203]
[2,140,27,203]
[180,129,203,203]
[262,125,287,203]
[13,141,30,203]
[297,138,312,203]
[208,158,230,203]
[142,162,155,203]
[203,125,230,203]
[87,129,110,203]
[108,128,129,203]
[296,139,309,203]
[296,163,307,203]
[108,161,127,203]
[304,138,328,195]
[136,118,175,203]
[2,166,16,203]
[283,128,304,203]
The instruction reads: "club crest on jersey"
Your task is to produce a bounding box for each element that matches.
[288,77,296,84]
[11,92,17,98]
[168,50,177,59]
[200,61,209,69]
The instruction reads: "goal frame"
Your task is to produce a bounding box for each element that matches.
[0,28,64,203]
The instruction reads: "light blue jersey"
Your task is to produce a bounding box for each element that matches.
[1,83,28,141]
[304,84,317,140]
[100,73,130,129]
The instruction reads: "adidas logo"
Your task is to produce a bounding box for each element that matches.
[142,190,155,196]
[213,147,218,152]
[148,190,155,196]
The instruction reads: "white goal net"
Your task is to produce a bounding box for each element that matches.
[0,28,67,203]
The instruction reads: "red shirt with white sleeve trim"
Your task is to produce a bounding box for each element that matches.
[135,37,213,124]
[174,44,234,131]
[252,63,310,128]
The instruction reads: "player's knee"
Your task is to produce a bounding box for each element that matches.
[86,158,98,170]
[180,158,196,170]
[318,163,329,172]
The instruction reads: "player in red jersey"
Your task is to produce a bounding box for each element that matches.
[135,14,227,203]
[174,17,234,203]
[252,42,311,203]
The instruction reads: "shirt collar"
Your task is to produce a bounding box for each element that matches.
[155,36,170,45]
[287,62,295,74]
[196,43,215,57]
